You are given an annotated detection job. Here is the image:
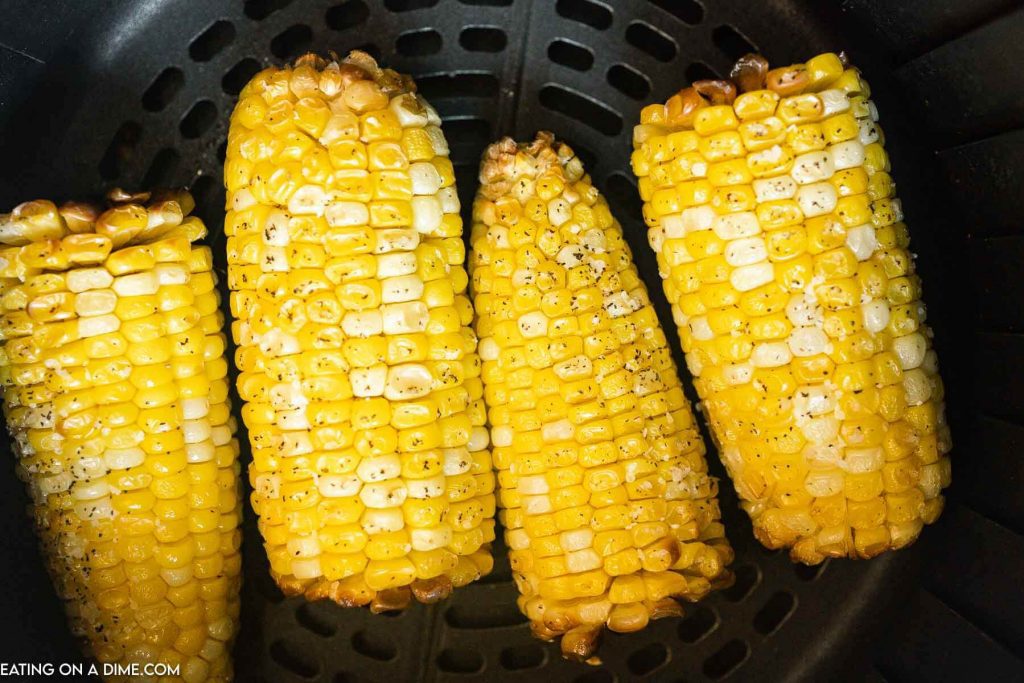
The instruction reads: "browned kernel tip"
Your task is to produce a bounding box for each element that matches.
[647,598,685,621]
[766,65,810,96]
[730,53,770,92]
[106,187,151,204]
[838,50,851,67]
[293,52,326,70]
[277,574,311,597]
[410,575,453,604]
[693,79,737,105]
[343,49,382,78]
[607,602,650,633]
[58,201,98,233]
[529,620,561,642]
[370,587,412,613]
[666,87,706,127]
[561,625,602,662]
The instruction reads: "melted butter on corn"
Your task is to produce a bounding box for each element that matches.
[224,51,495,609]
[0,191,241,682]
[471,133,733,660]
[632,53,951,564]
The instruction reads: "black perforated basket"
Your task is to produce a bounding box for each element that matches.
[1,0,1023,681]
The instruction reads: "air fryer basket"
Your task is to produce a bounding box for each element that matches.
[0,0,1022,680]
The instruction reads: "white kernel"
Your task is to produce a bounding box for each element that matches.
[725,237,767,267]
[724,362,753,385]
[830,140,866,170]
[788,326,829,357]
[751,341,792,368]
[318,474,361,498]
[661,213,685,239]
[682,205,716,233]
[384,363,433,400]
[560,529,594,552]
[357,455,402,483]
[382,301,429,334]
[712,211,761,240]
[112,271,159,297]
[361,480,408,508]
[858,118,880,144]
[373,228,420,253]
[409,162,443,195]
[376,252,418,277]
[522,494,552,515]
[351,365,387,397]
[412,196,443,234]
[410,526,452,551]
[730,262,775,292]
[325,201,369,227]
[845,224,878,260]
[801,415,840,444]
[794,385,834,418]
[804,469,844,497]
[689,316,713,341]
[753,176,797,202]
[893,332,927,369]
[518,311,549,338]
[66,267,113,293]
[491,426,513,448]
[518,475,550,495]
[542,419,574,442]
[154,263,189,285]
[903,368,932,406]
[842,447,884,473]
[796,182,838,218]
[438,186,460,213]
[786,294,822,327]
[819,89,851,116]
[288,185,327,215]
[381,274,425,303]
[861,299,891,333]
[361,508,405,533]
[262,210,291,246]
[791,151,835,185]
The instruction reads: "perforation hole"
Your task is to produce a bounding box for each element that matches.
[625,22,676,62]
[437,648,484,674]
[686,62,719,82]
[794,558,829,581]
[539,85,622,136]
[678,604,717,643]
[548,39,593,73]
[460,27,506,52]
[180,100,217,139]
[396,29,442,57]
[574,669,615,683]
[189,174,217,209]
[753,591,797,635]
[271,24,313,59]
[99,121,142,180]
[142,148,180,189]
[296,602,337,637]
[351,630,397,661]
[604,172,643,222]
[500,643,545,670]
[445,598,527,629]
[649,0,702,24]
[627,642,669,676]
[333,674,353,683]
[270,638,319,678]
[142,67,184,112]
[326,0,370,30]
[385,0,438,11]
[245,0,294,20]
[712,24,757,61]
[556,0,612,30]
[723,563,760,602]
[190,20,235,62]
[222,58,262,95]
[703,639,750,680]
[607,64,650,100]
[416,73,499,99]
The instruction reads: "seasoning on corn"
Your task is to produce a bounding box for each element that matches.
[631,52,951,564]
[470,133,733,660]
[224,51,495,609]
[0,189,242,682]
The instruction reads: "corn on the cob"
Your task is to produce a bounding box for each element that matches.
[470,133,732,660]
[631,53,951,564]
[0,190,242,682]
[224,52,495,609]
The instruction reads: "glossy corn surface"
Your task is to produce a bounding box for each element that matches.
[224,52,494,609]
[471,133,732,660]
[0,191,241,682]
[631,53,951,564]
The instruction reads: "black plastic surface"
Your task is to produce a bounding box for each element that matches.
[0,0,1023,681]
